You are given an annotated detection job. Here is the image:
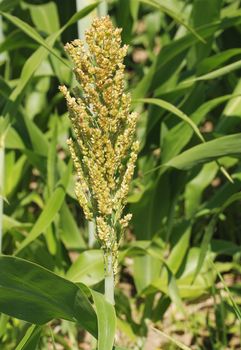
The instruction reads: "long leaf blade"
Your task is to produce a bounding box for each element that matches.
[91,290,116,350]
[15,162,72,254]
[0,255,98,336]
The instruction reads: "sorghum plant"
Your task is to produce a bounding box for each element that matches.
[60,16,139,304]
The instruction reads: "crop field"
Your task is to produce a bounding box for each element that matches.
[0,0,241,349]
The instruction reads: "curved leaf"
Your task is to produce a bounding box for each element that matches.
[162,94,241,162]
[67,250,104,286]
[16,325,42,350]
[91,290,116,350]
[139,0,205,43]
[182,59,241,86]
[0,11,70,68]
[15,161,72,254]
[0,0,21,12]
[0,255,98,337]
[153,328,191,350]
[137,97,205,143]
[2,2,99,125]
[164,133,241,170]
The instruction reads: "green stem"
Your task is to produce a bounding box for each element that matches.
[76,0,108,40]
[0,0,6,63]
[0,140,4,254]
[97,0,108,16]
[88,220,95,248]
[104,252,115,305]
[76,0,97,40]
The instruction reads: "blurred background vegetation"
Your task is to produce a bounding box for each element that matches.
[0,0,241,349]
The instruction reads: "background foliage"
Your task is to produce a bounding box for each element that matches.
[0,0,241,349]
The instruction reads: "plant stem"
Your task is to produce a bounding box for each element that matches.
[97,1,108,16]
[88,220,95,248]
[76,0,108,40]
[76,0,97,40]
[0,139,4,254]
[104,252,115,305]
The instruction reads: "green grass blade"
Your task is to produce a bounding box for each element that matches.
[47,120,58,193]
[209,260,241,321]
[192,218,217,283]
[166,265,186,315]
[164,133,241,171]
[197,48,241,75]
[0,0,20,12]
[153,327,192,350]
[136,98,205,143]
[133,15,241,97]
[161,94,241,163]
[139,0,205,43]
[66,250,104,286]
[220,191,241,213]
[0,142,3,254]
[182,59,241,86]
[139,98,233,182]
[14,161,72,254]
[2,3,99,123]
[59,202,86,249]
[0,255,98,336]
[91,290,116,350]
[0,11,70,68]
[15,325,42,350]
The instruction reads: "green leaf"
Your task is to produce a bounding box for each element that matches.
[139,0,205,43]
[130,0,139,21]
[3,215,31,234]
[190,0,222,62]
[59,202,86,249]
[0,255,98,337]
[151,247,215,299]
[0,314,8,338]
[217,79,241,133]
[47,120,58,193]
[197,48,241,75]
[211,239,241,255]
[133,14,241,97]
[164,133,241,171]
[193,218,217,283]
[66,250,104,286]
[137,98,205,143]
[23,114,49,156]
[220,191,241,213]
[209,260,241,321]
[0,11,70,68]
[91,290,116,350]
[16,325,42,350]
[167,222,191,275]
[182,59,241,86]
[28,2,60,34]
[153,328,192,350]
[133,254,161,293]
[15,161,72,254]
[184,162,218,217]
[162,94,241,163]
[2,2,99,124]
[165,265,186,315]
[0,30,35,54]
[5,153,27,196]
[0,0,21,12]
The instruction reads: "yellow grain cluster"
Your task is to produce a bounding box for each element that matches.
[60,16,139,275]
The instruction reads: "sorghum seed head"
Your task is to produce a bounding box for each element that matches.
[60,16,139,274]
